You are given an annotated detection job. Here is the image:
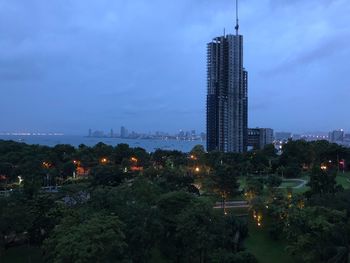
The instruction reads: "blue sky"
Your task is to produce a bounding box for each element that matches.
[0,0,349,134]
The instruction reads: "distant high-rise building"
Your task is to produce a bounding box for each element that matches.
[248,128,274,150]
[329,129,344,143]
[200,132,206,141]
[344,134,350,141]
[88,129,92,137]
[110,129,114,138]
[92,130,104,137]
[178,130,185,138]
[120,126,128,139]
[206,1,248,153]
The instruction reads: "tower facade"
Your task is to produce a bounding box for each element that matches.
[206,24,247,152]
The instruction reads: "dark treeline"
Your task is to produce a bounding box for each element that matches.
[1,139,350,262]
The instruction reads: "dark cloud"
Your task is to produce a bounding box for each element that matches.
[0,0,349,134]
[262,33,350,75]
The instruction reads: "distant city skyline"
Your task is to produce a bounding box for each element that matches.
[1,127,350,136]
[1,0,349,134]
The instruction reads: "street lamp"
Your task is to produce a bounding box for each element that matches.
[18,176,23,185]
[100,158,108,164]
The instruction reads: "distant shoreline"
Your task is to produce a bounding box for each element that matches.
[0,135,205,153]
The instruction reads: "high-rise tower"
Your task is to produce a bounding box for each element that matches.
[206,0,248,153]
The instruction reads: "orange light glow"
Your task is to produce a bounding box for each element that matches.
[100,158,108,164]
[190,155,197,160]
[321,165,327,170]
[42,162,51,168]
[131,157,138,163]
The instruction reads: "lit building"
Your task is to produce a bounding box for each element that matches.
[329,129,344,143]
[206,2,248,153]
[248,128,274,150]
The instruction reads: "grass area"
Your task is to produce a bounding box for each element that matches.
[336,172,350,189]
[280,181,300,188]
[238,177,247,190]
[245,218,296,263]
[292,185,310,194]
[1,246,43,263]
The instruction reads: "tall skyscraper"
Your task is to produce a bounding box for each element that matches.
[206,0,248,153]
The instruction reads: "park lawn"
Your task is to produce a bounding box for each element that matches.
[1,246,43,263]
[336,173,350,189]
[245,218,296,263]
[292,185,310,194]
[280,181,300,188]
[238,176,247,191]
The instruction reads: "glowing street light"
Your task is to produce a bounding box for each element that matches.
[100,158,108,164]
[42,162,51,168]
[18,176,23,184]
[195,167,200,173]
[320,165,327,171]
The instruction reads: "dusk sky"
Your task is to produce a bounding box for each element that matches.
[1,0,349,135]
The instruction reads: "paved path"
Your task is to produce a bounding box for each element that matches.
[278,179,307,189]
[213,200,249,209]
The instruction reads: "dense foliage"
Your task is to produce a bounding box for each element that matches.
[1,139,350,262]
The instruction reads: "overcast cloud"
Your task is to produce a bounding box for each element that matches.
[0,0,349,134]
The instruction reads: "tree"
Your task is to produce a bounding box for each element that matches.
[114,144,132,164]
[89,178,161,262]
[175,198,218,263]
[245,177,264,198]
[280,140,313,169]
[285,206,348,263]
[43,214,129,263]
[266,175,282,188]
[221,214,248,253]
[158,167,193,192]
[61,162,76,179]
[308,166,338,196]
[190,145,206,164]
[90,165,124,186]
[212,165,240,197]
[284,162,301,178]
[157,191,195,260]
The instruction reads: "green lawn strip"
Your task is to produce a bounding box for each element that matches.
[1,246,43,263]
[292,185,310,194]
[280,181,300,188]
[336,173,350,189]
[245,218,296,263]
